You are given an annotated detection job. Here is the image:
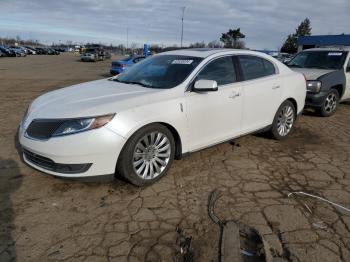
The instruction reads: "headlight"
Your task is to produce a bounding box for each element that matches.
[307,81,322,93]
[52,114,115,137]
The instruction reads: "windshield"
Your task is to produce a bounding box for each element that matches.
[115,55,203,89]
[288,51,347,70]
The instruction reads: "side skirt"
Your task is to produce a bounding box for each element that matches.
[179,124,272,159]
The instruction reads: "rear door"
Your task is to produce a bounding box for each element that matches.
[237,55,282,133]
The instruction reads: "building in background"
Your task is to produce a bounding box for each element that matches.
[298,34,350,51]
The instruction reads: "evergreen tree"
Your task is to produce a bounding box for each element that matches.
[220,28,246,49]
[281,18,312,54]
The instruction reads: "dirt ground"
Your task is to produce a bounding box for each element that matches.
[0,53,350,262]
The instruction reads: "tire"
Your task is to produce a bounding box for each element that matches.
[270,100,296,140]
[319,89,339,117]
[116,124,175,186]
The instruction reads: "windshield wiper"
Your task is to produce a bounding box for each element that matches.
[124,81,152,87]
[113,79,153,88]
[288,64,302,68]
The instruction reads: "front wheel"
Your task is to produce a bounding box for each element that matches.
[319,89,339,117]
[270,100,296,140]
[116,124,175,186]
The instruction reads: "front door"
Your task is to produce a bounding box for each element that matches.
[186,56,243,151]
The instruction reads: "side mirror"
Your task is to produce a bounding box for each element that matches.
[346,66,350,73]
[193,80,218,92]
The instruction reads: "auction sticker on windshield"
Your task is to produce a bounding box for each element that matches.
[328,52,343,56]
[171,60,193,64]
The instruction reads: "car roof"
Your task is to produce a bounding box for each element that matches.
[160,48,254,58]
[302,46,350,52]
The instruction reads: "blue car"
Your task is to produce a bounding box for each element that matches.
[110,55,146,75]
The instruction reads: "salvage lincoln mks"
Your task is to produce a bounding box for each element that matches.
[19,49,306,186]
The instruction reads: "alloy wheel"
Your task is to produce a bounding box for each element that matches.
[132,132,171,179]
[324,92,337,113]
[277,105,294,137]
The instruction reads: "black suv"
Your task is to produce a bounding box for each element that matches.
[288,47,350,116]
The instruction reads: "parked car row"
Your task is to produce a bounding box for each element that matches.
[0,45,62,57]
[80,48,111,62]
[0,46,25,57]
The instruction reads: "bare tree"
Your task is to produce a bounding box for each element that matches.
[207,40,223,48]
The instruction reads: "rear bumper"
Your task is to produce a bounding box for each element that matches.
[19,125,127,178]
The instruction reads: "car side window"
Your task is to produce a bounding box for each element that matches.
[263,59,276,75]
[239,56,276,81]
[196,56,236,86]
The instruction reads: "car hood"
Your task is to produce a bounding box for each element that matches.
[291,68,335,80]
[28,79,164,119]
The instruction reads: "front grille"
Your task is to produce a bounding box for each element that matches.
[23,149,92,174]
[26,119,64,139]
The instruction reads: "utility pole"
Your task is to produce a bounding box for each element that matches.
[126,27,129,51]
[180,6,186,48]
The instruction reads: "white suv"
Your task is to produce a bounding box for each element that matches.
[19,49,306,186]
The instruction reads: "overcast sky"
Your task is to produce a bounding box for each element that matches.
[1,0,349,49]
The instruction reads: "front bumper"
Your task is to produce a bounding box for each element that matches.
[305,91,328,107]
[19,124,127,178]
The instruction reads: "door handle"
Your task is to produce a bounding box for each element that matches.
[272,85,280,90]
[229,92,241,99]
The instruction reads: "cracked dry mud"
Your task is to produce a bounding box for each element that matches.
[0,54,350,262]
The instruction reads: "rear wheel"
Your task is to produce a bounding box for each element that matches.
[270,100,296,140]
[319,89,339,117]
[117,124,175,186]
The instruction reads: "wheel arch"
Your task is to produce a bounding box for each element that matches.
[156,122,183,160]
[121,121,183,161]
[286,97,298,116]
[330,84,344,98]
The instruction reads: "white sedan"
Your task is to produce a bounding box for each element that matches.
[19,49,306,186]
